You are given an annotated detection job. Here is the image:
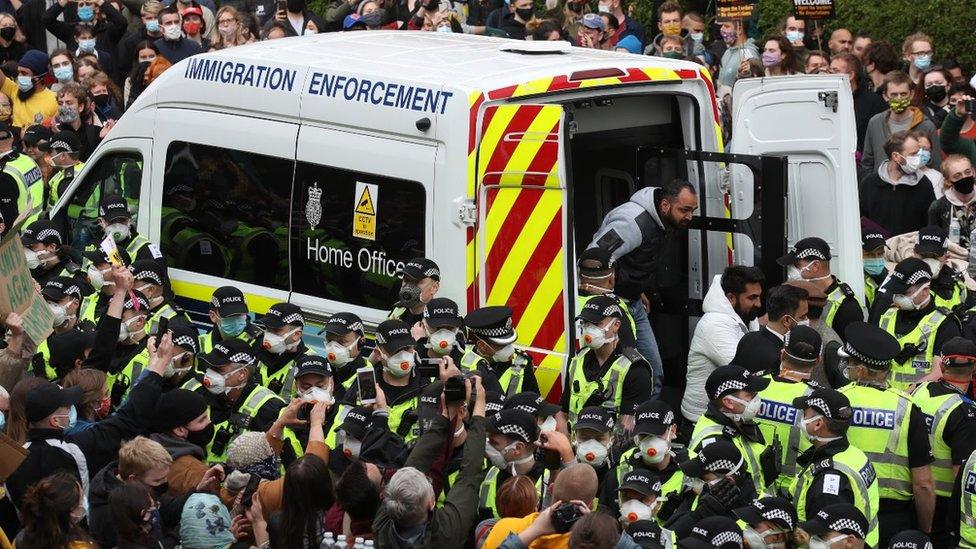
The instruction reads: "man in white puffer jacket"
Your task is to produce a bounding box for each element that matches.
[681,266,764,428]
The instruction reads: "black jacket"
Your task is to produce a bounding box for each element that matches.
[731,327,784,375]
[260,9,325,37]
[859,171,936,236]
[853,81,887,153]
[117,26,161,78]
[42,1,127,52]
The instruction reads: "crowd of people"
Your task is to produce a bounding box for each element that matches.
[0,0,973,548]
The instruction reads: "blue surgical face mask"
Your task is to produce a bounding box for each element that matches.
[918,148,932,166]
[436,25,452,33]
[863,257,885,276]
[77,5,94,21]
[785,30,803,43]
[219,315,247,337]
[145,19,160,33]
[53,65,73,83]
[16,75,32,92]
[0,411,5,431]
[78,38,96,53]
[914,54,932,71]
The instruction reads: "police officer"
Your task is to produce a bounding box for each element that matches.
[576,246,636,347]
[791,387,880,547]
[462,305,540,397]
[389,257,439,326]
[253,303,315,399]
[327,406,371,478]
[480,408,547,520]
[915,225,968,312]
[161,321,202,392]
[568,405,616,476]
[912,337,976,547]
[796,503,870,549]
[600,400,686,522]
[344,319,423,441]
[689,365,777,494]
[200,286,261,355]
[0,121,42,225]
[32,277,85,380]
[862,228,889,310]
[107,290,151,405]
[320,312,367,388]
[625,520,676,549]
[838,321,934,546]
[280,355,344,467]
[504,391,564,437]
[45,131,85,212]
[618,470,664,528]
[95,194,161,266]
[777,236,863,342]
[21,219,81,287]
[754,325,822,497]
[78,247,131,325]
[198,338,285,463]
[563,295,652,427]
[130,259,188,335]
[958,446,976,547]
[417,297,465,365]
[877,258,961,392]
[675,516,744,549]
[732,496,798,549]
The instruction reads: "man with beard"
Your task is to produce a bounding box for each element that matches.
[590,179,699,398]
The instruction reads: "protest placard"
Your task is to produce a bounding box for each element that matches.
[717,0,756,19]
[0,229,54,347]
[793,0,834,20]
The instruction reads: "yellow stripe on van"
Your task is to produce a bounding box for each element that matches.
[483,186,520,258]
[515,249,564,344]
[536,347,565,397]
[477,106,521,182]
[171,279,279,315]
[485,190,561,305]
[510,76,555,99]
[638,67,683,81]
[499,107,561,184]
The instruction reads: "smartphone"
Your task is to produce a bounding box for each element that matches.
[357,366,376,405]
[155,316,169,338]
[276,0,286,12]
[239,473,261,510]
[416,358,440,379]
[966,99,976,114]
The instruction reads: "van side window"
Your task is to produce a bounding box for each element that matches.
[292,161,426,309]
[160,141,292,288]
[64,152,142,250]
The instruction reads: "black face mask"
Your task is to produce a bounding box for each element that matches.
[92,93,109,108]
[186,422,215,449]
[286,0,304,11]
[151,482,169,498]
[925,85,948,104]
[953,175,975,195]
[515,7,533,20]
[0,27,15,41]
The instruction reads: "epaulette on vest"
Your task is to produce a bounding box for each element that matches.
[838,282,855,299]
[620,346,647,366]
[809,457,836,475]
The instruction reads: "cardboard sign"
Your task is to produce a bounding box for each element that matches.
[0,230,54,347]
[100,234,124,266]
[717,0,756,19]
[353,182,378,241]
[793,0,834,20]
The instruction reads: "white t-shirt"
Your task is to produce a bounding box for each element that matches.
[288,13,304,35]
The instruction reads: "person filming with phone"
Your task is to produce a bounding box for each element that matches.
[941,93,976,169]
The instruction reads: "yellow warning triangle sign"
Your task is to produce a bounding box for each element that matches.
[356,187,375,215]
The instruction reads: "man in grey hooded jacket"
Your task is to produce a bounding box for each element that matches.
[589,179,699,397]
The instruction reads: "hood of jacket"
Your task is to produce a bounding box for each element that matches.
[885,106,926,131]
[629,187,666,230]
[150,431,206,461]
[702,274,753,331]
[877,160,923,187]
[90,460,123,505]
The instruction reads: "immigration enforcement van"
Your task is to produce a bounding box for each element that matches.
[50,31,861,401]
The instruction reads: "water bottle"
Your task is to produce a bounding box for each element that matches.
[336,535,346,549]
[950,216,961,244]
[320,532,335,549]
[364,541,374,548]
[969,227,976,281]
[355,538,365,548]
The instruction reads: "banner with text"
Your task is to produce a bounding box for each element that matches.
[0,232,54,347]
[717,0,756,19]
[793,0,834,20]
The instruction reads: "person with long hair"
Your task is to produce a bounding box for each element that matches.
[5,377,46,444]
[61,368,110,433]
[912,67,953,128]
[15,472,95,549]
[124,41,159,108]
[110,482,163,549]
[82,71,124,122]
[267,454,335,548]
[211,6,249,50]
[762,35,798,76]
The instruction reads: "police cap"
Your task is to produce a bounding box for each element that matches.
[882,257,931,294]
[170,321,200,355]
[885,530,932,549]
[620,470,662,497]
[258,302,305,329]
[210,286,249,317]
[123,289,150,312]
[861,227,886,253]
[574,406,614,433]
[485,390,505,414]
[776,236,831,266]
[705,364,770,402]
[503,391,560,418]
[130,259,167,288]
[487,409,538,444]
[838,321,900,370]
[0,122,15,141]
[98,194,130,222]
[21,219,63,246]
[575,295,624,324]
[339,407,371,440]
[49,130,80,154]
[797,503,868,540]
[676,516,743,549]
[199,338,255,368]
[633,400,675,436]
[375,319,416,353]
[423,297,462,329]
[319,312,365,337]
[679,438,744,479]
[915,225,948,257]
[295,355,331,378]
[465,305,517,344]
[784,325,822,363]
[398,257,440,282]
[578,246,614,277]
[733,496,797,531]
[626,520,668,549]
[941,337,976,368]
[792,387,852,421]
[41,276,82,302]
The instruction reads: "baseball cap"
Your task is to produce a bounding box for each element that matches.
[705,364,770,401]
[487,409,538,444]
[98,194,130,222]
[942,336,976,367]
[915,225,948,257]
[503,392,560,418]
[797,503,868,540]
[47,329,96,375]
[49,130,80,154]
[199,338,255,368]
[861,227,886,252]
[41,276,83,302]
[678,438,744,479]
[339,407,371,440]
[210,286,249,317]
[319,312,365,337]
[295,355,332,378]
[574,406,614,433]
[258,302,305,329]
[575,295,624,324]
[181,5,203,17]
[776,237,832,266]
[581,12,604,31]
[375,319,416,353]
[578,247,614,278]
[633,400,675,436]
[25,382,84,422]
[423,297,463,329]
[130,259,167,288]
[0,122,14,141]
[783,325,822,363]
[677,516,743,549]
[882,257,931,294]
[21,219,63,246]
[793,387,853,421]
[343,13,365,30]
[626,520,669,549]
[23,124,52,148]
[485,390,505,414]
[885,530,931,549]
[398,257,440,282]
[732,496,797,531]
[619,470,662,497]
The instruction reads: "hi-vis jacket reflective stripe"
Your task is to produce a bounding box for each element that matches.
[458,347,529,397]
[755,377,813,496]
[5,153,42,224]
[822,281,859,330]
[205,386,282,464]
[566,347,632,423]
[934,275,967,311]
[959,449,976,546]
[879,307,948,392]
[479,467,548,519]
[838,383,913,500]
[689,417,766,492]
[912,381,967,497]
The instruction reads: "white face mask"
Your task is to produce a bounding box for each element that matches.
[597,2,609,11]
[809,534,848,549]
[576,438,610,466]
[203,365,246,394]
[619,499,653,525]
[164,351,192,379]
[787,260,829,282]
[726,395,761,422]
[262,327,300,355]
[383,349,414,377]
[492,343,515,362]
[302,386,332,404]
[325,337,358,366]
[922,257,943,278]
[341,433,362,459]
[742,527,786,549]
[24,248,39,269]
[900,153,923,174]
[539,416,557,433]
[163,23,182,40]
[49,302,69,327]
[636,434,670,464]
[87,265,112,290]
[485,441,510,470]
[893,284,930,311]
[581,322,616,349]
[427,328,457,355]
[104,222,130,242]
[118,315,145,342]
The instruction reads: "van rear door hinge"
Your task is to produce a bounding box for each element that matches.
[458,200,477,226]
[818,91,839,113]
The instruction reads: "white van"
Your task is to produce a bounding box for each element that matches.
[51,31,861,400]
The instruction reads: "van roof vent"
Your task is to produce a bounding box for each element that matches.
[498,41,571,55]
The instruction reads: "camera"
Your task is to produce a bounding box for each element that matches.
[444,375,466,403]
[550,502,584,533]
